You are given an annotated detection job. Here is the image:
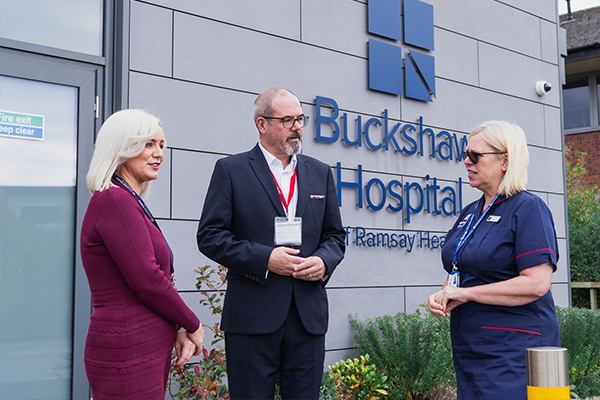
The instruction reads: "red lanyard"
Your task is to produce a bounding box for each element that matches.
[271,168,297,214]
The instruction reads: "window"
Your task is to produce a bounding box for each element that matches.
[563,77,590,130]
[597,74,600,122]
[563,73,600,132]
[0,0,103,56]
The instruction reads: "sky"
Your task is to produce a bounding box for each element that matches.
[558,0,600,14]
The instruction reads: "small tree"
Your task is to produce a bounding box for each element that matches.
[566,148,600,307]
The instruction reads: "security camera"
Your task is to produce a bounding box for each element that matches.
[535,81,552,96]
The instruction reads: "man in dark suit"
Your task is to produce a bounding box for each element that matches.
[197,87,345,400]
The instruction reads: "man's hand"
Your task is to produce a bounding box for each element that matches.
[267,247,304,276]
[293,256,326,281]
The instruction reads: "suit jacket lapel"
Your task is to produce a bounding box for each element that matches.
[248,144,286,216]
[295,155,309,218]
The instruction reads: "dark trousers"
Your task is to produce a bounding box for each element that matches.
[225,297,326,400]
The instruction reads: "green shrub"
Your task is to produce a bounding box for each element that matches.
[566,148,600,309]
[350,307,454,400]
[328,354,390,400]
[556,306,600,399]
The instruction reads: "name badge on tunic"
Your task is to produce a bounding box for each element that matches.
[486,215,501,222]
[274,217,302,246]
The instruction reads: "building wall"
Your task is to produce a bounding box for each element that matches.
[126,0,569,366]
[565,130,600,186]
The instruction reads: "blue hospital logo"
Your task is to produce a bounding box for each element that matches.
[368,0,435,102]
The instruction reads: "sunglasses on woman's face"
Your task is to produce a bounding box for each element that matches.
[461,150,505,164]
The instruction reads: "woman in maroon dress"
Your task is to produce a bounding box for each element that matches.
[81,109,204,400]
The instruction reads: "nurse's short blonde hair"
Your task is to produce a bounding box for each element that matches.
[470,120,529,197]
[86,109,163,198]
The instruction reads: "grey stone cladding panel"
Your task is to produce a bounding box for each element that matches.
[555,238,569,283]
[302,0,368,58]
[130,1,173,77]
[326,287,405,350]
[137,0,301,40]
[172,12,398,119]
[478,42,560,107]
[128,72,257,153]
[499,0,558,23]
[548,193,567,239]
[432,0,543,59]
[402,79,546,141]
[161,219,218,291]
[541,18,560,64]
[171,150,225,221]
[145,148,172,219]
[327,243,449,288]
[527,146,565,193]
[435,28,479,86]
[405,286,442,314]
[544,105,563,151]
[551,283,570,307]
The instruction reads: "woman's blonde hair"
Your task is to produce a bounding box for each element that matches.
[470,120,529,197]
[86,109,163,198]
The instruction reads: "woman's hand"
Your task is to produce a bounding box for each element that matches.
[428,260,554,318]
[427,291,448,317]
[175,329,196,367]
[174,325,205,367]
[187,325,205,357]
[428,286,468,317]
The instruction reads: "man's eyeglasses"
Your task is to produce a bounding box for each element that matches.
[262,115,309,129]
[461,150,505,164]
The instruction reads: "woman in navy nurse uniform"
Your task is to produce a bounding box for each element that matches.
[427,121,560,400]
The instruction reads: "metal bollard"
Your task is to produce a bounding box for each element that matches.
[526,347,569,400]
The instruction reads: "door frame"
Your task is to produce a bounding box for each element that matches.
[0,48,100,399]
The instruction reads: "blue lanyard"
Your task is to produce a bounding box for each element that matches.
[452,194,499,270]
[112,175,174,276]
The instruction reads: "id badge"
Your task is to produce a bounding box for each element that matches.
[274,217,302,246]
[448,269,460,288]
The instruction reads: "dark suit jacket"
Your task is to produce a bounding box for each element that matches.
[197,144,345,335]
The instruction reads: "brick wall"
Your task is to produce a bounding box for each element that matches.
[565,130,600,187]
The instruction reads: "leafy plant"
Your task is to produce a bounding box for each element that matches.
[170,347,228,400]
[328,354,389,400]
[349,306,455,400]
[196,265,228,348]
[566,148,600,307]
[168,265,229,400]
[556,306,600,399]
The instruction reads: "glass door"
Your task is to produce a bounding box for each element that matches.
[0,75,78,398]
[0,50,99,399]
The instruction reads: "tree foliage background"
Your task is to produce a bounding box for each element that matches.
[566,147,600,307]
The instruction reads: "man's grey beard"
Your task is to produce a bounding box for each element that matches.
[286,139,302,156]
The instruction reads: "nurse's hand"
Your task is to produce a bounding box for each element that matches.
[434,286,469,314]
[427,291,449,317]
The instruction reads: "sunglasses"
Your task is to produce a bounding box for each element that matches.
[461,150,505,164]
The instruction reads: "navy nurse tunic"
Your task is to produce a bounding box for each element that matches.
[441,191,560,400]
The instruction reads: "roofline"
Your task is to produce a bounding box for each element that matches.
[568,42,600,54]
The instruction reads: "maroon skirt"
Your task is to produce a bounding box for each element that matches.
[84,288,176,400]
